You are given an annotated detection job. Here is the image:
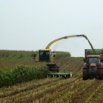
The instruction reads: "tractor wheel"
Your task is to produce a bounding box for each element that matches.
[83,69,88,80]
[98,69,103,80]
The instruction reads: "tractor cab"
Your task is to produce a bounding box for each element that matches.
[85,55,100,65]
[88,57,100,65]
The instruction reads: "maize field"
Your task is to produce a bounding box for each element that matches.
[0,50,103,103]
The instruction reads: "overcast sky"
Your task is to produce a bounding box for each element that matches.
[0,0,103,57]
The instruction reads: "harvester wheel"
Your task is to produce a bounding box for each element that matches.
[47,65,59,72]
[56,68,59,72]
[98,69,103,80]
[83,69,88,80]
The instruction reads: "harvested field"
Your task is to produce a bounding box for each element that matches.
[0,50,103,103]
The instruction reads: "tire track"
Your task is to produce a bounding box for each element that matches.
[29,77,80,103]
[84,81,103,103]
[0,78,61,98]
[70,79,102,103]
[0,77,79,103]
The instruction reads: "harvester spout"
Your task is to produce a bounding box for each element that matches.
[64,36,67,39]
[82,34,96,54]
[76,34,88,39]
[45,34,85,49]
[45,34,96,54]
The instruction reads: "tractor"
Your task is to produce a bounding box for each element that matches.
[83,49,103,80]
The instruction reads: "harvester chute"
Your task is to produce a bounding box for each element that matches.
[45,34,94,50]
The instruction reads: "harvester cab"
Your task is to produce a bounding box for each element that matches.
[38,49,51,62]
[83,49,103,80]
[34,49,59,72]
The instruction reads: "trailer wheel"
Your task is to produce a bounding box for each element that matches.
[83,69,88,80]
[98,69,103,80]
